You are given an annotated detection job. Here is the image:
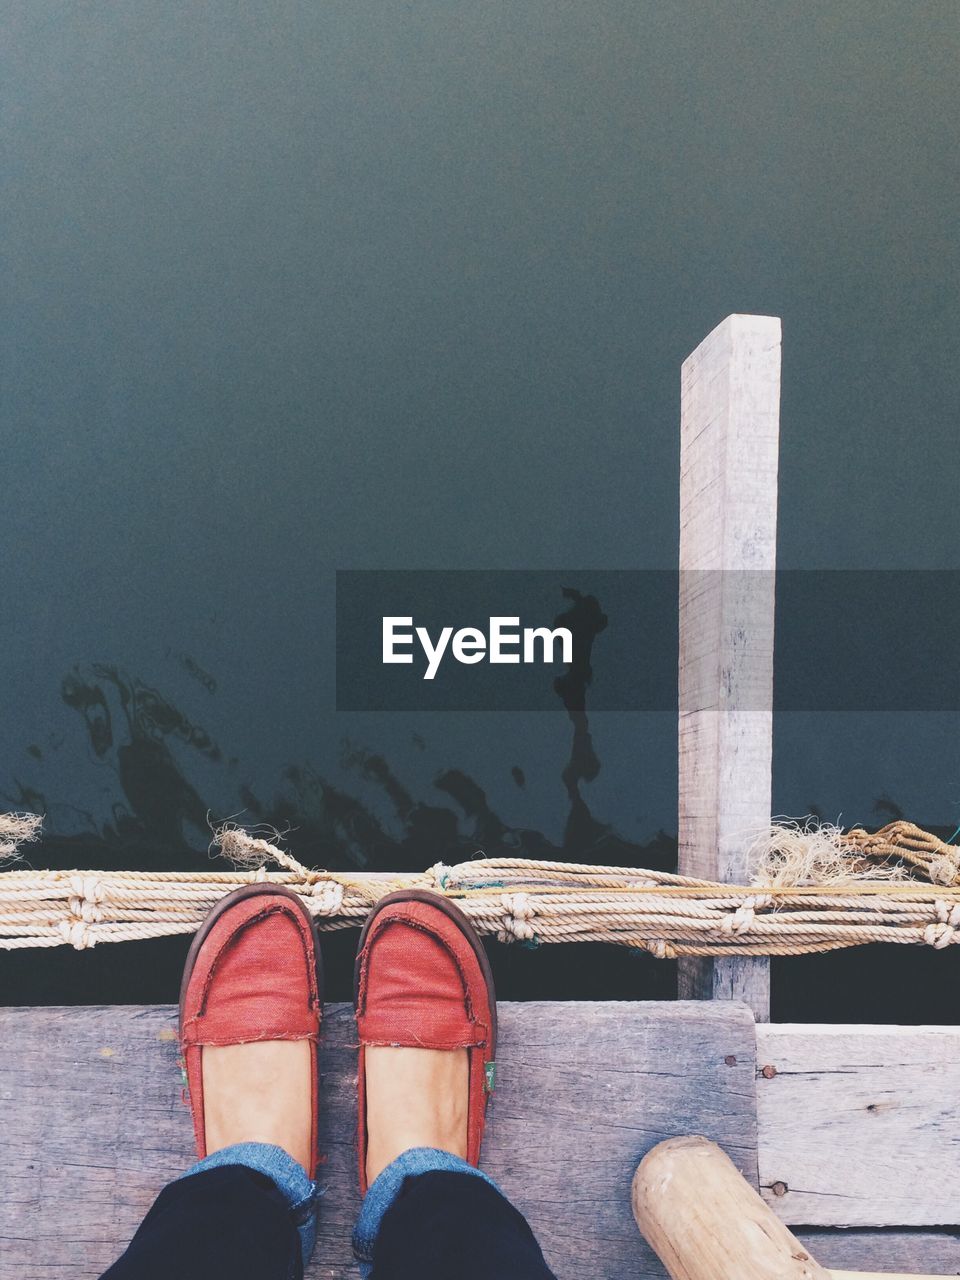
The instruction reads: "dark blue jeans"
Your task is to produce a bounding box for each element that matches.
[101,1164,557,1280]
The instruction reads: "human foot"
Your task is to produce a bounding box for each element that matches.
[201,1040,314,1171]
[363,1045,469,1183]
[179,885,323,1176]
[354,891,497,1192]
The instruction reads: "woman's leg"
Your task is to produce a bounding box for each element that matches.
[100,886,324,1279]
[100,1165,301,1280]
[353,891,556,1279]
[358,1161,557,1280]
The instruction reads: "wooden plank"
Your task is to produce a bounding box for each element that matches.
[757,1024,960,1228]
[830,1272,953,1279]
[677,312,782,1021]
[0,1001,757,1279]
[797,1233,960,1276]
[830,1273,954,1279]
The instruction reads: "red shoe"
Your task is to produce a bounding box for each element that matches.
[179,884,323,1177]
[353,889,497,1194]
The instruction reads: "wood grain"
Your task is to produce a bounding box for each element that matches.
[677,312,782,1020]
[757,1024,960,1229]
[0,1001,757,1279]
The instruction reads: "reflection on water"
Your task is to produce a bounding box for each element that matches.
[553,587,609,852]
[59,664,218,851]
[6,625,675,879]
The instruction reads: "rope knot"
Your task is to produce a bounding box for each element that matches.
[305,880,344,916]
[428,862,453,890]
[721,894,772,937]
[923,922,956,949]
[930,853,960,886]
[58,919,95,950]
[925,900,960,948]
[68,876,106,922]
[499,892,536,942]
[69,875,105,904]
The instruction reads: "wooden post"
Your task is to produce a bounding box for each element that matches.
[677,313,782,1020]
[632,1137,951,1280]
[633,1136,831,1280]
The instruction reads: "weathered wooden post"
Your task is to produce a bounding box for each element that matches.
[633,1136,830,1279]
[678,313,782,1020]
[632,1137,951,1280]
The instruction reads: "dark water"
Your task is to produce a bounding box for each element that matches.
[3,1,959,1015]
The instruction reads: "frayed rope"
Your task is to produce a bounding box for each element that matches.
[0,812,43,862]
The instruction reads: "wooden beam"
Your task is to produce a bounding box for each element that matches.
[757,1023,960,1228]
[829,1273,952,1279]
[677,313,782,1020]
[633,1137,955,1278]
[797,1233,960,1276]
[633,1135,831,1278]
[0,1001,757,1279]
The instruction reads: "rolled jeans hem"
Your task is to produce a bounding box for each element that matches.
[181,1141,320,1268]
[352,1147,501,1277]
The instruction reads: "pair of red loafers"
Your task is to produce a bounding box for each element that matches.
[179,885,497,1192]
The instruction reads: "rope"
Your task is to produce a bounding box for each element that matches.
[840,820,960,886]
[0,812,42,859]
[3,817,960,956]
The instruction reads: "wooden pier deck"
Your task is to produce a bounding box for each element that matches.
[3,1001,959,1277]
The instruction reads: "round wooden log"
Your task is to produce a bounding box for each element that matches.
[632,1135,831,1280]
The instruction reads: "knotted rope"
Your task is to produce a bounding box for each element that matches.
[840,820,960,887]
[4,815,960,957]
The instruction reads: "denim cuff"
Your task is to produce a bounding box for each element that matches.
[352,1147,501,1277]
[181,1141,320,1269]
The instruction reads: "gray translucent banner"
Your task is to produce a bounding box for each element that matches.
[335,571,960,712]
